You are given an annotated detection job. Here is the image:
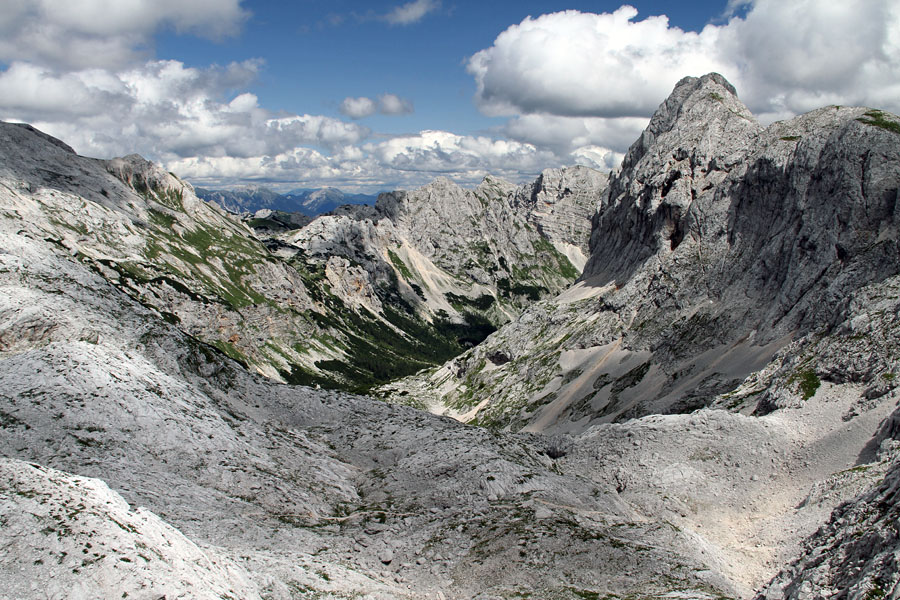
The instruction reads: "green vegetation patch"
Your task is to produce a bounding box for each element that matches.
[445,291,496,311]
[857,110,900,134]
[246,217,284,230]
[211,340,250,369]
[147,208,177,229]
[132,176,185,211]
[296,278,496,392]
[146,221,274,310]
[386,248,414,279]
[532,237,580,280]
[789,368,821,400]
[498,277,546,301]
[780,135,801,142]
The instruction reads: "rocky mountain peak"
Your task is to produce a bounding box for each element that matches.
[306,187,343,200]
[475,174,517,198]
[584,73,761,285]
[621,72,756,171]
[509,165,608,268]
[7,122,76,154]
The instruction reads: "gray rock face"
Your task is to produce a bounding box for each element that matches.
[392,73,900,432]
[284,169,601,331]
[0,124,334,383]
[0,458,262,600]
[512,165,607,270]
[378,73,900,599]
[583,73,761,285]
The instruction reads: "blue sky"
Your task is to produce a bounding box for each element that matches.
[155,1,735,137]
[0,1,897,193]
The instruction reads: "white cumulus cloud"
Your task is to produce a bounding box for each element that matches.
[0,59,369,162]
[468,1,900,124]
[716,0,900,120]
[339,97,378,119]
[0,0,249,71]
[18,1,898,193]
[467,7,728,119]
[378,94,414,115]
[501,114,647,157]
[166,130,561,191]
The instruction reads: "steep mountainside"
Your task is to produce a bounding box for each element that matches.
[1,189,762,599]
[279,168,602,347]
[0,122,592,392]
[385,73,900,432]
[512,165,606,271]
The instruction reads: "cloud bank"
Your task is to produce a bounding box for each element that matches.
[2,0,899,192]
[0,0,248,70]
[168,129,559,191]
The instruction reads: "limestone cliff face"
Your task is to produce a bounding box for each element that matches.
[512,165,606,271]
[283,169,602,331]
[385,73,900,432]
[583,73,761,286]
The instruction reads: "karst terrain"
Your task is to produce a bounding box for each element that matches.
[1,73,899,600]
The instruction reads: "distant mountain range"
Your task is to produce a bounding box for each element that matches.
[194,185,379,216]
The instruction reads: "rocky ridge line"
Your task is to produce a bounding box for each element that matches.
[0,120,600,393]
[384,73,900,432]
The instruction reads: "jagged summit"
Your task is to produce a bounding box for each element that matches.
[613,73,755,182]
[394,72,900,431]
[584,73,761,285]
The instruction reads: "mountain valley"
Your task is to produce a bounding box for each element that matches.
[1,73,900,600]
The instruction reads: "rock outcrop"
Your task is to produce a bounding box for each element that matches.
[387,73,900,432]
[283,170,601,328]
[512,165,607,271]
[0,458,261,600]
